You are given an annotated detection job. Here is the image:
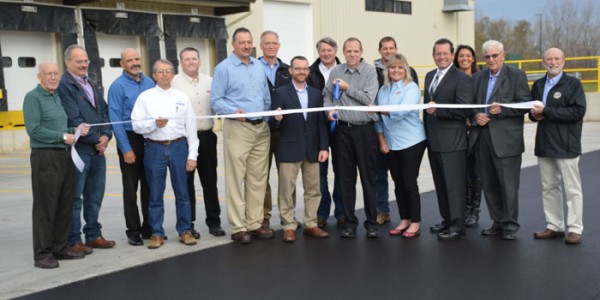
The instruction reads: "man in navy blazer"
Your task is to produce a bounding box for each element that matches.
[424,38,473,240]
[272,56,330,242]
[57,45,116,253]
[471,40,531,240]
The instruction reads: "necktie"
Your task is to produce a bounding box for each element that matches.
[429,71,440,96]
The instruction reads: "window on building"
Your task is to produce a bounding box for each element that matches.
[1,57,12,68]
[18,57,36,68]
[366,0,412,15]
[109,58,121,67]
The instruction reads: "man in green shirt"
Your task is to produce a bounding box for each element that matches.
[23,62,89,268]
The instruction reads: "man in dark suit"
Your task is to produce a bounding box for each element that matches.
[272,56,330,242]
[471,40,531,240]
[424,38,473,240]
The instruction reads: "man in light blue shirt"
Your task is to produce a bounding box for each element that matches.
[108,48,155,246]
[211,27,273,244]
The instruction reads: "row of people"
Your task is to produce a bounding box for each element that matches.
[24,28,585,268]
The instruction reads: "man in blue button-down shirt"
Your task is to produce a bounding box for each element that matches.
[211,27,273,244]
[108,48,155,246]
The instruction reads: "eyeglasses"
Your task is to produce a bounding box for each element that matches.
[40,72,60,78]
[73,60,90,65]
[292,67,309,72]
[484,53,502,60]
[155,69,174,74]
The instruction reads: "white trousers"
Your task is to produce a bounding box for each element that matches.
[538,156,584,234]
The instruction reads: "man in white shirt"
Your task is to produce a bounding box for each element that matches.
[172,47,225,239]
[132,59,200,249]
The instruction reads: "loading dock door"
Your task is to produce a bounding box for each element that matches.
[95,32,141,99]
[263,1,313,64]
[0,30,58,110]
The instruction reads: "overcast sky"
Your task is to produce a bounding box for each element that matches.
[475,0,547,22]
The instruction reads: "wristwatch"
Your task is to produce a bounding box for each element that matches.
[63,133,68,142]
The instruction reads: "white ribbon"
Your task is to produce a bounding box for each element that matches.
[71,100,540,170]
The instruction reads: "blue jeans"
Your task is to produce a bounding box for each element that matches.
[70,148,106,244]
[376,149,390,213]
[144,140,192,237]
[317,158,344,220]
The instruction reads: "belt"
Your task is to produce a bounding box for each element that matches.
[146,137,185,145]
[241,119,264,125]
[199,129,213,135]
[338,120,373,127]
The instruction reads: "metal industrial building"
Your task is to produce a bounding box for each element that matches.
[0,0,474,152]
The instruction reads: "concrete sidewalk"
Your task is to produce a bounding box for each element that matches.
[1,122,599,299]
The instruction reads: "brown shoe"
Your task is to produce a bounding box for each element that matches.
[534,228,565,239]
[85,236,116,249]
[179,231,197,246]
[147,235,165,249]
[261,218,270,229]
[303,226,329,238]
[70,243,93,255]
[54,250,85,260]
[565,232,582,245]
[34,256,59,269]
[231,232,251,244]
[376,213,391,225]
[248,227,274,239]
[283,229,296,242]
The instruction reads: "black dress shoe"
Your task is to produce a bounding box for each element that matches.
[34,256,59,269]
[366,227,379,239]
[340,227,356,238]
[209,226,226,237]
[54,250,85,260]
[438,231,463,240]
[481,225,503,236]
[128,235,144,246]
[191,228,201,240]
[430,223,449,233]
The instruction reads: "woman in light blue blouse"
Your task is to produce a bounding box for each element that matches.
[375,53,427,239]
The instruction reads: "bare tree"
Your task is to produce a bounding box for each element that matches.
[476,0,600,63]
[542,0,600,58]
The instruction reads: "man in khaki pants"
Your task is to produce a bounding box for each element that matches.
[210,27,273,244]
[273,56,330,242]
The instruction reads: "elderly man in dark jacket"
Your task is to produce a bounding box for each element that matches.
[530,47,586,245]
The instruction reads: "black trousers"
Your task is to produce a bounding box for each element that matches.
[387,140,427,222]
[118,131,151,238]
[187,129,221,228]
[31,148,73,260]
[333,122,378,229]
[428,148,467,233]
